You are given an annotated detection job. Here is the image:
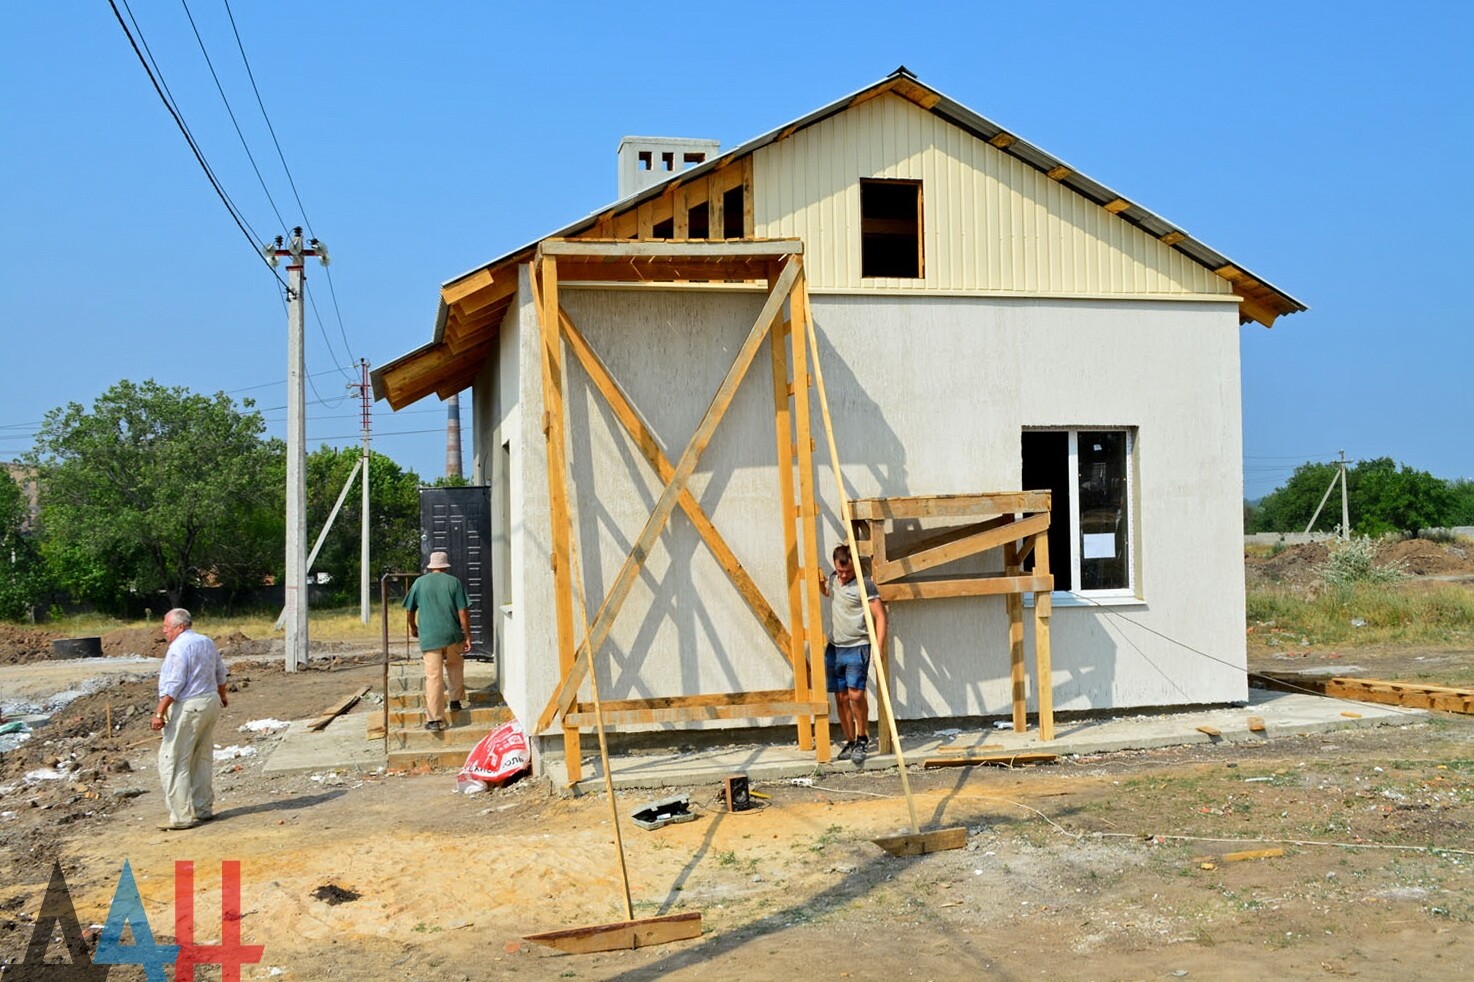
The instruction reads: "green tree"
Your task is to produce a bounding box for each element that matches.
[1249,461,1342,533]
[27,380,278,612]
[1446,479,1474,527]
[0,471,48,620]
[1350,457,1454,537]
[305,446,422,603]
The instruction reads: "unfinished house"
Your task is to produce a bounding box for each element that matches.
[374,69,1304,779]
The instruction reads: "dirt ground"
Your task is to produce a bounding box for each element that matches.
[2,558,1473,979]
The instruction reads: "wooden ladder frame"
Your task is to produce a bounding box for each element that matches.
[850,492,1057,743]
[529,238,833,783]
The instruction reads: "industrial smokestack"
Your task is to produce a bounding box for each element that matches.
[445,394,463,479]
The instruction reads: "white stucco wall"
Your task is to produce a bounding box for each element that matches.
[487,275,1248,747]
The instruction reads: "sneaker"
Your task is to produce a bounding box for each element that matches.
[424,720,445,732]
[449,701,463,713]
[851,738,869,765]
[835,741,856,762]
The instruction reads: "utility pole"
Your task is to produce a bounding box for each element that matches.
[266,228,329,672]
[1339,449,1350,539]
[356,359,372,624]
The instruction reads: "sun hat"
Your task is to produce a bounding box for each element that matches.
[427,550,452,570]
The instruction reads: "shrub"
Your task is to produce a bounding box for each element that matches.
[1315,536,1407,587]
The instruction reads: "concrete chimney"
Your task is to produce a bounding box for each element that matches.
[445,394,463,479]
[617,136,720,200]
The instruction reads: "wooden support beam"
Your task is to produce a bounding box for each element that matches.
[1104,197,1132,214]
[533,257,583,782]
[877,575,1053,602]
[557,307,792,660]
[877,512,1050,581]
[1005,542,1026,733]
[1159,230,1187,246]
[871,516,1011,583]
[1033,537,1054,742]
[540,238,802,259]
[1046,165,1071,181]
[535,257,802,734]
[771,314,812,751]
[988,132,1016,149]
[850,492,1051,521]
[789,264,830,762]
[741,156,755,236]
[565,699,829,728]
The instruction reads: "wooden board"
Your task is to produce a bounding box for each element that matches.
[1247,716,1267,733]
[1255,672,1474,713]
[523,912,703,954]
[1196,726,1221,737]
[922,752,1058,769]
[871,827,969,856]
[307,686,371,731]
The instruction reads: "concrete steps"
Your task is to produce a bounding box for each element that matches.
[378,659,509,771]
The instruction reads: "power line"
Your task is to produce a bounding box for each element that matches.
[222,0,357,369]
[107,0,284,287]
[178,0,289,231]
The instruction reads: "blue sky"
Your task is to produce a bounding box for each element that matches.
[2,2,1470,499]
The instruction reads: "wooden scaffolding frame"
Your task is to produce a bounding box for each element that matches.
[850,492,1056,744]
[530,238,834,784]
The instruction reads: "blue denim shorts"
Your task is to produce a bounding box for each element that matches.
[824,642,871,693]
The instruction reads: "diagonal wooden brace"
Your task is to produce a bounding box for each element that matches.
[536,256,803,734]
[557,306,792,658]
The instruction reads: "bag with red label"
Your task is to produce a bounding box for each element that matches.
[457,719,531,790]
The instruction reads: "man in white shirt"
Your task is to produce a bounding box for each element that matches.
[150,608,229,830]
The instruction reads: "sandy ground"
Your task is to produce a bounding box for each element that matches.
[2,550,1473,980]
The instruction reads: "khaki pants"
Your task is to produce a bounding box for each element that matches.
[157,693,221,825]
[423,645,466,722]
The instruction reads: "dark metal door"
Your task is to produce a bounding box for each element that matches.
[419,486,493,659]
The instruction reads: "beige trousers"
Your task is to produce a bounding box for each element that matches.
[157,692,221,824]
[423,645,466,722]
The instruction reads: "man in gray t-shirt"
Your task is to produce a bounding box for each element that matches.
[818,544,887,763]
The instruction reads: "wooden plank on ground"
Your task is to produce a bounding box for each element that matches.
[1247,716,1267,733]
[1196,726,1221,737]
[524,912,703,954]
[871,827,969,857]
[308,686,371,731]
[922,752,1058,769]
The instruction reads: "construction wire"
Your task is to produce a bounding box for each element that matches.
[222,0,357,377]
[178,0,288,231]
[107,0,284,289]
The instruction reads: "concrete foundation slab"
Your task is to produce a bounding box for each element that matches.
[260,710,387,777]
[543,689,1420,794]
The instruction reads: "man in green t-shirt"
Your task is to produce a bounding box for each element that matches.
[403,550,472,732]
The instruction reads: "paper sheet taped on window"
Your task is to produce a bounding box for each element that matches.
[1083,533,1117,559]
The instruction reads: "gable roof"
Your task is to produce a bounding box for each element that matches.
[375,68,1305,410]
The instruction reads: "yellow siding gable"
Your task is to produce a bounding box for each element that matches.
[753,93,1233,299]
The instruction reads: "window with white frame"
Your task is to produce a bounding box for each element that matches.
[1020,428,1135,595]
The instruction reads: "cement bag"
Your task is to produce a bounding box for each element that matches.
[458,720,530,786]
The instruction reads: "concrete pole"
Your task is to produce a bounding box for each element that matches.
[284,235,308,672]
[360,359,372,624]
[267,227,328,671]
[1339,449,1350,539]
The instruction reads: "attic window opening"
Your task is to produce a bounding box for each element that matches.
[860,179,922,278]
[638,151,652,171]
[661,151,675,171]
[687,202,710,239]
[722,185,745,239]
[683,152,706,166]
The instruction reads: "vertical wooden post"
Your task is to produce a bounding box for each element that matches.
[788,261,831,762]
[871,516,894,756]
[770,297,812,751]
[1004,541,1026,733]
[673,185,689,240]
[537,256,582,784]
[1031,530,1054,741]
